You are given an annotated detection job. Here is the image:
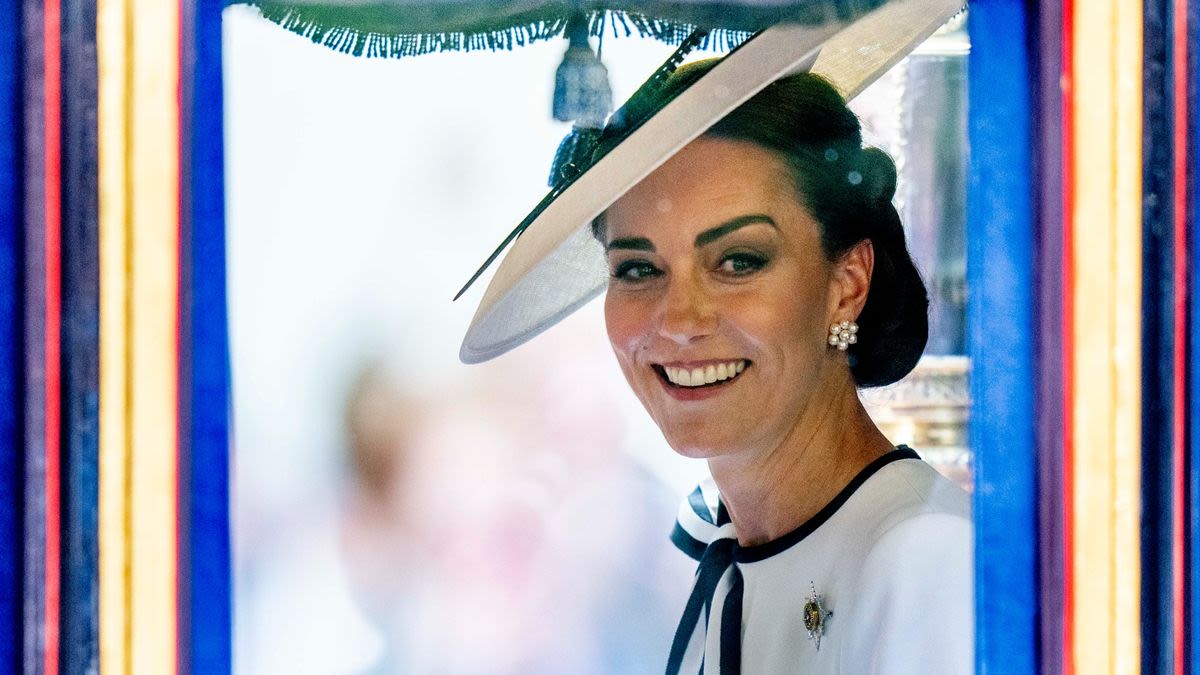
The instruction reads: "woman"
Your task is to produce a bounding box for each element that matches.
[458,13,972,673]
[600,63,971,674]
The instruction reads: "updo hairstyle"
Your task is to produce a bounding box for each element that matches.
[595,61,928,387]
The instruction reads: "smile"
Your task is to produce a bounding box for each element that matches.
[657,360,748,388]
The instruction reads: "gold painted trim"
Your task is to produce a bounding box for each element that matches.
[99,0,180,672]
[96,0,129,671]
[1070,0,1142,672]
[127,0,180,671]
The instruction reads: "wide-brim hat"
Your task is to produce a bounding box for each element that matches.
[457,0,965,364]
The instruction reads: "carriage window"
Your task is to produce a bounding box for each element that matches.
[225,8,971,672]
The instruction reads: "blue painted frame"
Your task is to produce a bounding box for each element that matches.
[0,0,24,670]
[966,1,1039,673]
[179,0,232,672]
[60,0,101,671]
[1140,0,1178,671]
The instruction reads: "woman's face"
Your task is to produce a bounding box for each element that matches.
[603,136,858,459]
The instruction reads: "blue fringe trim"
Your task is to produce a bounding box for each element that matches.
[243,4,750,59]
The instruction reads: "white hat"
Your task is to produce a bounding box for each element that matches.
[457,0,964,364]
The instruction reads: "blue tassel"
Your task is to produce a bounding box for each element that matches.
[552,13,612,128]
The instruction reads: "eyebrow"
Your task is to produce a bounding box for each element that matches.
[694,214,777,247]
[605,214,777,252]
[606,236,655,252]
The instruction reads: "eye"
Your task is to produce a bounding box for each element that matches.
[718,252,768,276]
[611,260,661,281]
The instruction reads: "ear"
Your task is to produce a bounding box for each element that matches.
[827,239,873,323]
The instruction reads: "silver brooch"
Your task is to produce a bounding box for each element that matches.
[802,582,832,651]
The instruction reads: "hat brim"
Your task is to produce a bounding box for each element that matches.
[460,0,965,364]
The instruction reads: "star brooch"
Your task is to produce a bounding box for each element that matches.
[802,582,833,651]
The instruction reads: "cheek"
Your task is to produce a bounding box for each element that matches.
[737,273,830,357]
[604,291,647,364]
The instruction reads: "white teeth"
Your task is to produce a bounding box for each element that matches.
[662,360,748,387]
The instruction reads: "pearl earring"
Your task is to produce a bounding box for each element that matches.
[828,321,858,351]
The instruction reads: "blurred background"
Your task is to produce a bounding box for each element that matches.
[223,7,970,673]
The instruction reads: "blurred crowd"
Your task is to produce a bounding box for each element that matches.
[236,341,696,675]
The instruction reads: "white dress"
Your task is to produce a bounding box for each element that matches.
[666,447,973,674]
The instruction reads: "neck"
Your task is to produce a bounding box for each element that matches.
[706,375,894,547]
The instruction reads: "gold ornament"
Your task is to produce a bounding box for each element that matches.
[802,582,833,651]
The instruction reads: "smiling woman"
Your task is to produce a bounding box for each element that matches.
[600,72,969,675]
[459,8,972,673]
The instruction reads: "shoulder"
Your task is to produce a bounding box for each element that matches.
[836,459,974,673]
[842,456,971,547]
[858,506,973,606]
[853,458,973,616]
[874,457,971,521]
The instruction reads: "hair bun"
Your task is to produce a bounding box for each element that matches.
[858,146,897,205]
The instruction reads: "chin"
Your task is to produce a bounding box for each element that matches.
[658,426,746,460]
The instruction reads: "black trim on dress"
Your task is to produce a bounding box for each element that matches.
[732,446,921,563]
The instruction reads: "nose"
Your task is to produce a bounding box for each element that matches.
[657,270,716,345]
